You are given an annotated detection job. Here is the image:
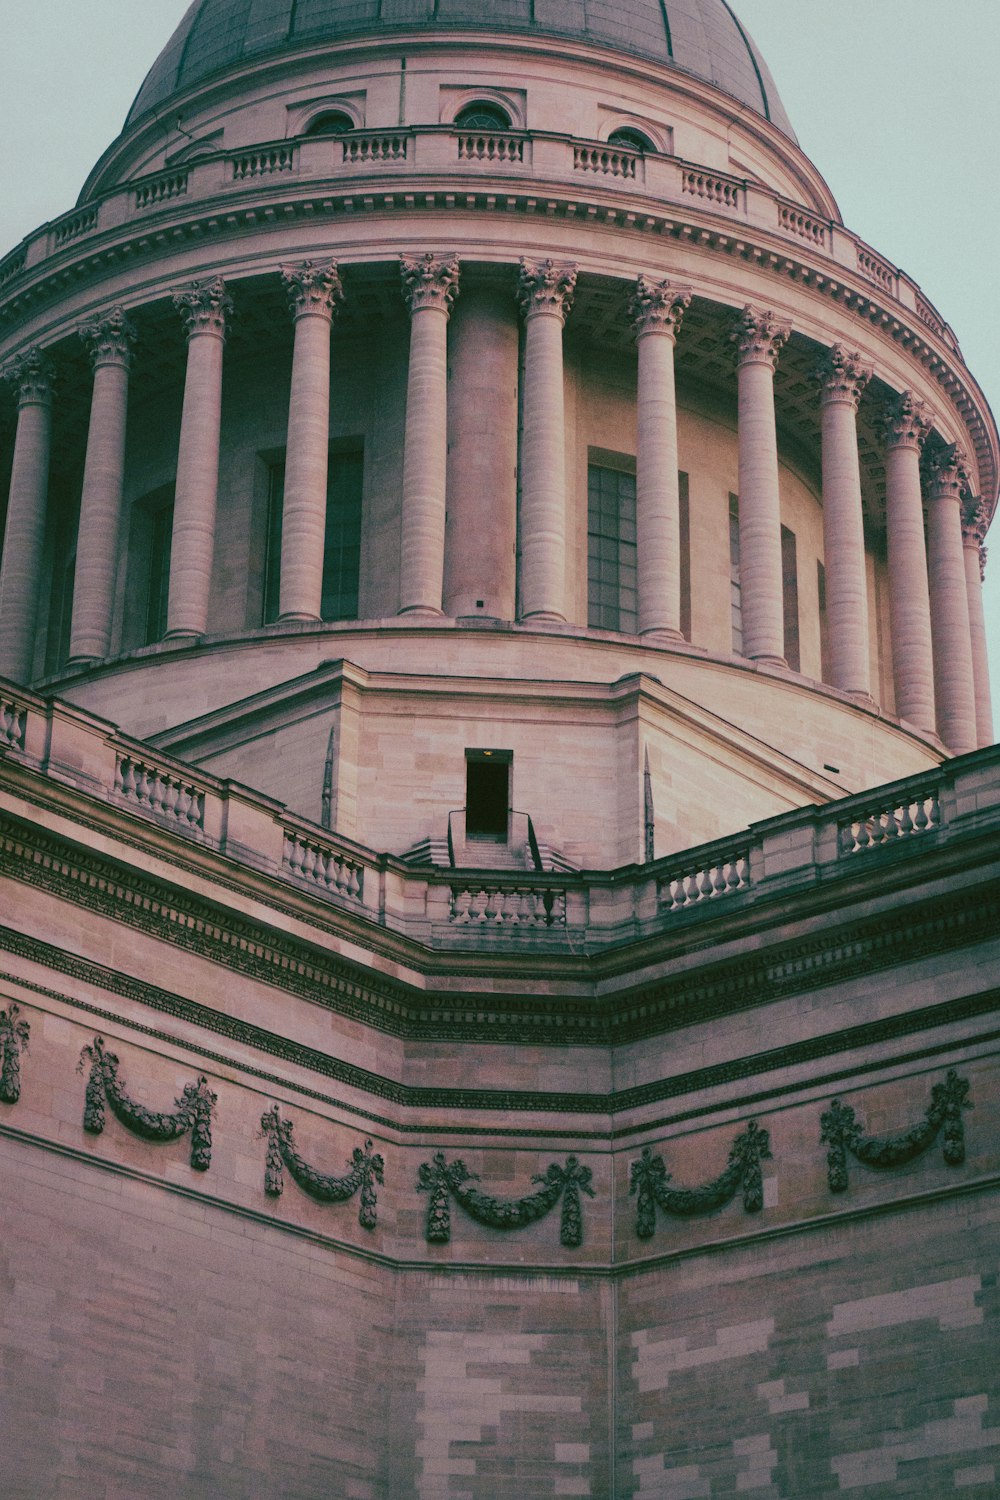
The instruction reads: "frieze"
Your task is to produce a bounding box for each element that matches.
[0,1002,29,1103]
[630,1121,771,1237]
[260,1103,383,1227]
[79,1035,216,1170]
[821,1069,970,1192]
[417,1152,594,1246]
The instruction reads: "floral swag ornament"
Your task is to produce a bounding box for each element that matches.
[417,1152,594,1247]
[630,1120,771,1238]
[78,1036,216,1170]
[260,1104,384,1229]
[820,1069,970,1193]
[0,1003,30,1104]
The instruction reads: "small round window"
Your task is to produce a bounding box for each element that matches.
[304,111,355,137]
[454,102,512,132]
[607,128,654,153]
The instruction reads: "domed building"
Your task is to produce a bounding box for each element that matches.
[0,3,998,1496]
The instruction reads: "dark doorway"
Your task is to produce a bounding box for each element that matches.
[466,752,511,838]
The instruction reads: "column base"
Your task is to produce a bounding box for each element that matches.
[163,629,203,643]
[640,627,686,646]
[277,612,322,624]
[519,610,567,625]
[750,652,789,669]
[396,605,445,619]
[66,653,101,669]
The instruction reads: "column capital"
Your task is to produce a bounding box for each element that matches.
[628,275,692,338]
[280,259,344,321]
[731,305,790,369]
[400,253,460,315]
[926,441,968,500]
[815,344,872,408]
[517,258,577,323]
[172,275,233,339]
[2,347,55,407]
[78,306,137,370]
[881,390,930,451]
[961,494,989,579]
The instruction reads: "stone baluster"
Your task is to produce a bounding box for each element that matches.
[398,252,460,616]
[69,307,137,664]
[166,276,232,639]
[0,349,55,682]
[628,275,692,641]
[731,306,791,664]
[278,260,344,621]
[882,393,936,736]
[517,258,577,622]
[816,344,873,697]
[926,445,977,754]
[961,496,993,746]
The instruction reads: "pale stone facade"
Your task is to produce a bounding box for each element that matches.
[0,2,997,1495]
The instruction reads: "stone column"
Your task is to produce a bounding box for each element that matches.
[69,307,137,665]
[166,276,232,640]
[628,275,692,641]
[816,344,873,697]
[517,258,577,623]
[0,349,55,682]
[278,260,344,622]
[397,252,460,616]
[961,496,993,746]
[731,306,791,664]
[926,445,978,754]
[882,392,935,735]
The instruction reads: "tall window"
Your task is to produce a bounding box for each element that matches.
[729,492,742,653]
[679,471,691,642]
[146,498,173,645]
[588,462,637,633]
[263,446,364,625]
[781,525,800,672]
[817,560,829,682]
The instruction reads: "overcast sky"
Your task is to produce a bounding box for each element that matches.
[1,0,997,733]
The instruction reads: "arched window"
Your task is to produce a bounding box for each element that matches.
[454,102,512,132]
[607,127,654,153]
[304,111,355,137]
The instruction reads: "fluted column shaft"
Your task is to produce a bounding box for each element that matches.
[278,261,343,622]
[961,498,993,746]
[927,447,977,753]
[518,259,576,623]
[732,307,790,663]
[629,276,691,640]
[166,277,232,639]
[397,253,459,616]
[817,345,873,696]
[69,309,137,664]
[882,393,936,734]
[0,350,55,682]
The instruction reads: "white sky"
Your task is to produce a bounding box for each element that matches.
[1,0,997,735]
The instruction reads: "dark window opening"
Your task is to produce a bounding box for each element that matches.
[304,111,354,136]
[729,492,742,654]
[466,752,511,838]
[607,127,653,152]
[781,524,800,672]
[588,462,637,633]
[817,560,829,682]
[263,447,364,625]
[146,498,174,645]
[679,470,691,642]
[454,102,512,131]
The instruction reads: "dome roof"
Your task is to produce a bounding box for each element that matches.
[127,0,795,138]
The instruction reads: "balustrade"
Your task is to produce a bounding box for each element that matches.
[53,206,98,247]
[0,695,27,751]
[573,144,637,179]
[232,145,295,180]
[282,829,365,901]
[135,171,189,210]
[838,788,940,854]
[456,131,525,164]
[681,168,741,208]
[449,881,567,927]
[657,850,749,911]
[343,133,409,164]
[114,753,206,829]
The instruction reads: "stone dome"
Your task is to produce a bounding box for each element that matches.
[127,0,795,138]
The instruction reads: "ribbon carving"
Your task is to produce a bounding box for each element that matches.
[630,1121,771,1238]
[260,1105,384,1229]
[820,1070,971,1193]
[0,1003,30,1104]
[79,1037,216,1170]
[417,1152,594,1247]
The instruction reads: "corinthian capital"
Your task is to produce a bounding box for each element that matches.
[628,276,692,338]
[280,259,344,321]
[961,494,989,548]
[173,275,233,339]
[731,306,790,369]
[816,344,872,408]
[926,442,968,500]
[400,253,460,315]
[517,259,577,322]
[2,347,55,406]
[881,391,930,451]
[79,306,137,370]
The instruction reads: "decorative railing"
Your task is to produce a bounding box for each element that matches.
[113,754,206,830]
[342,132,409,164]
[838,786,941,855]
[456,131,525,164]
[0,695,27,752]
[657,845,750,912]
[449,881,567,928]
[53,205,99,247]
[231,145,295,180]
[681,168,741,209]
[778,202,827,247]
[0,249,27,288]
[282,828,365,902]
[573,144,638,179]
[915,292,946,339]
[135,170,189,211]
[857,246,896,292]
